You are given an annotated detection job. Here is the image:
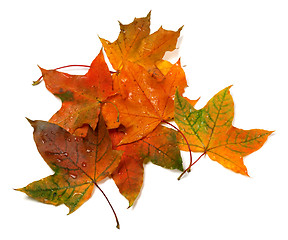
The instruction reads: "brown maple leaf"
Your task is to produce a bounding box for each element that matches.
[16,115,122,227]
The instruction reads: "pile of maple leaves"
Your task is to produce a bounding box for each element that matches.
[16,13,272,229]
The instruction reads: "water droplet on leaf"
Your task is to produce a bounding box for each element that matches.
[70,173,77,179]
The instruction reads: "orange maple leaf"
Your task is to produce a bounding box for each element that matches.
[100,12,182,79]
[175,86,273,176]
[39,50,115,134]
[102,60,190,144]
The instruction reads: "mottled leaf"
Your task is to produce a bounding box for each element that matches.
[40,50,115,134]
[110,125,182,206]
[16,115,122,214]
[100,12,182,79]
[174,86,273,176]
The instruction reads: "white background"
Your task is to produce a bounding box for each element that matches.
[1,0,287,239]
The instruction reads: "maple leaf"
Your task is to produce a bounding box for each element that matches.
[174,86,273,176]
[17,12,275,229]
[16,115,122,224]
[110,125,183,207]
[39,50,115,134]
[100,12,182,79]
[102,60,191,144]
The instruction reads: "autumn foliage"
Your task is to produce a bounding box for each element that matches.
[16,12,272,228]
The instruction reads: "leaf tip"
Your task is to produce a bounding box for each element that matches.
[127,199,136,209]
[269,130,275,135]
[175,58,182,65]
[67,208,76,216]
[99,36,110,47]
[14,187,24,192]
[32,65,45,86]
[175,87,180,95]
[37,65,46,74]
[25,117,35,126]
[147,10,152,19]
[178,25,184,32]
[97,47,105,59]
[118,20,124,28]
[240,167,250,177]
[222,85,233,95]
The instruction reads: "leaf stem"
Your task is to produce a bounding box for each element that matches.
[33,64,116,86]
[33,65,91,85]
[93,181,120,229]
[177,152,206,180]
[161,120,193,179]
